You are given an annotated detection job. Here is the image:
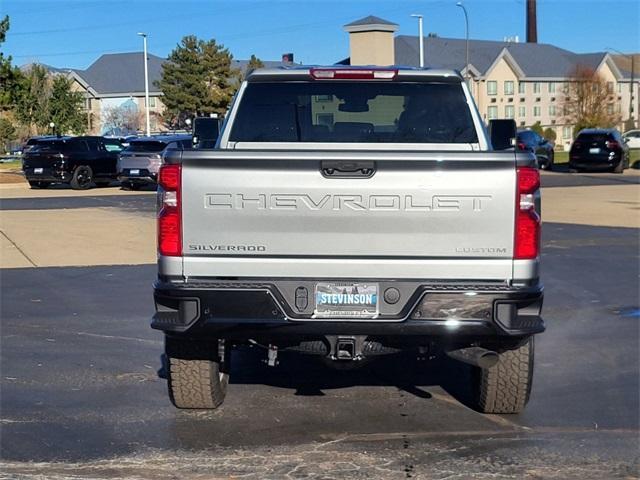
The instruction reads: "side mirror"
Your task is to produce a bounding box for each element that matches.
[488,119,516,151]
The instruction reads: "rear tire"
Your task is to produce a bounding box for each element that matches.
[546,151,554,171]
[472,337,534,414]
[613,159,624,174]
[28,181,50,189]
[70,165,93,190]
[165,337,230,409]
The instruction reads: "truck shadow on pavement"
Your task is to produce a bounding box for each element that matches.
[227,346,474,407]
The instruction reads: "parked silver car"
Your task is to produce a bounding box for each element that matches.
[117,134,191,189]
[622,130,640,149]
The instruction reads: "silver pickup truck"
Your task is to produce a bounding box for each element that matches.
[152,66,544,414]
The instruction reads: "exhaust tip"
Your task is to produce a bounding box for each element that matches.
[477,351,499,369]
[447,347,499,369]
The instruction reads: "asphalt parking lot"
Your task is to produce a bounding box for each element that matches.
[1,171,639,479]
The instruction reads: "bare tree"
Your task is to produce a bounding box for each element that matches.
[102,105,143,134]
[562,65,620,137]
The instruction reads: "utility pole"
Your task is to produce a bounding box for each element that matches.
[410,14,424,68]
[632,55,636,128]
[137,32,151,137]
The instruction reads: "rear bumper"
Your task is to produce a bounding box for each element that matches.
[152,278,544,340]
[569,154,621,170]
[23,167,71,182]
[117,169,157,184]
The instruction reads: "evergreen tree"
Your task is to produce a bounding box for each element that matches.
[247,54,264,71]
[529,121,544,136]
[15,64,50,135]
[156,35,240,126]
[0,16,24,111]
[47,75,86,134]
[542,127,556,141]
[0,117,16,151]
[242,54,265,81]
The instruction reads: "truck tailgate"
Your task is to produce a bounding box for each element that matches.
[180,151,516,280]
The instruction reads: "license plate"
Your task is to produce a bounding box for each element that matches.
[129,169,140,175]
[589,148,600,154]
[314,283,378,319]
[34,168,43,174]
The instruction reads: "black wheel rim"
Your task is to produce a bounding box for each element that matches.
[77,167,91,187]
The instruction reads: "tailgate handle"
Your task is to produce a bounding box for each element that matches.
[321,161,376,179]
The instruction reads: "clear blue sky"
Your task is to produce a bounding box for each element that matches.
[2,0,639,70]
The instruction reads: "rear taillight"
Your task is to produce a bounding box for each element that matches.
[515,167,540,260]
[517,142,527,151]
[310,68,398,80]
[605,140,619,150]
[157,163,181,256]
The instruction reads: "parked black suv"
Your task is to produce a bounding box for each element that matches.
[517,130,555,170]
[22,136,125,189]
[569,129,630,173]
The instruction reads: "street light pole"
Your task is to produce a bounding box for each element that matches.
[456,2,469,80]
[137,32,151,137]
[410,14,424,68]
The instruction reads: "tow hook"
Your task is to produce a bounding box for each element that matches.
[267,344,279,367]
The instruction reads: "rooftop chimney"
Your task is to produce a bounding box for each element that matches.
[526,0,537,43]
[343,16,399,66]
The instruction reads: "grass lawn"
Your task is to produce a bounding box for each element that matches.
[554,149,640,166]
[0,159,22,170]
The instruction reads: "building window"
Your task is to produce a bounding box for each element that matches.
[518,106,526,118]
[617,103,622,113]
[563,126,572,139]
[618,83,623,93]
[533,106,541,117]
[487,81,497,95]
[505,105,514,118]
[504,81,514,95]
[84,98,91,110]
[533,82,541,94]
[504,105,514,118]
[147,97,156,108]
[607,82,614,93]
[487,106,498,119]
[518,82,526,94]
[549,105,557,116]
[548,82,556,93]
[563,83,570,94]
[607,104,614,115]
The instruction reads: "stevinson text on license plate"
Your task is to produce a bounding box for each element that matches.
[34,168,43,174]
[314,283,378,319]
